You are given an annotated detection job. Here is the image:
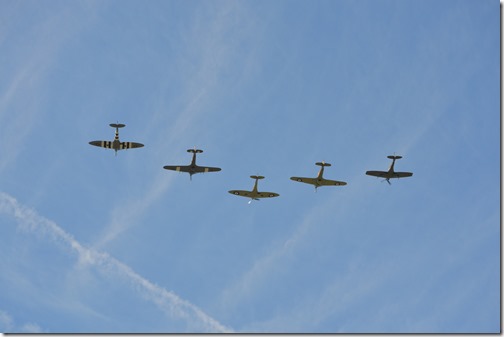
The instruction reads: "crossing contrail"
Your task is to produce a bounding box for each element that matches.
[0,192,232,333]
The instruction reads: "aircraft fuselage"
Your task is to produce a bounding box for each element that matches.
[365,155,413,184]
[315,166,325,186]
[112,130,121,152]
[252,179,259,194]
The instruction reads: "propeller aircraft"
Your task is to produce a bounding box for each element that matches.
[228,175,279,203]
[290,161,347,191]
[365,155,413,184]
[89,123,144,155]
[163,148,221,180]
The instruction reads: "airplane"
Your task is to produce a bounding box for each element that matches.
[365,155,413,184]
[290,161,347,191]
[163,148,221,180]
[89,123,144,155]
[228,175,279,203]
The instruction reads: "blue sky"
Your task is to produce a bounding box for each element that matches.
[0,0,499,333]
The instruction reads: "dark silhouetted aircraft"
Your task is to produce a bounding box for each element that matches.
[163,148,221,180]
[366,155,413,185]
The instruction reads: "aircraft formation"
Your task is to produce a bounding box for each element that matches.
[89,123,413,202]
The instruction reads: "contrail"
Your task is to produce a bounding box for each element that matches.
[0,192,232,333]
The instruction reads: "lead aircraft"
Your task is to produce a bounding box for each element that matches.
[366,155,413,184]
[229,176,279,203]
[163,148,221,180]
[290,161,347,191]
[89,123,144,155]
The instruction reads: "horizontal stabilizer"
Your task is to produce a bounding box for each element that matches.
[316,162,332,167]
[187,149,203,153]
[387,155,402,160]
[250,175,265,180]
[110,123,126,128]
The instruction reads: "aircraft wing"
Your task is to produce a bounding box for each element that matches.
[365,170,387,178]
[290,177,318,185]
[120,141,144,149]
[163,165,190,172]
[228,190,252,197]
[395,172,413,178]
[319,178,347,186]
[163,165,221,173]
[191,166,222,173]
[202,166,222,173]
[290,177,346,187]
[89,140,112,149]
[256,192,280,198]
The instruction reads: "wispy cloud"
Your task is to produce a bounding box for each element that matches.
[0,191,232,332]
[0,45,49,174]
[0,310,13,331]
[217,190,349,319]
[0,2,101,174]
[94,171,174,248]
[0,309,43,333]
[96,1,259,247]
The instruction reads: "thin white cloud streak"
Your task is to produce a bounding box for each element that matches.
[0,3,102,174]
[217,4,488,322]
[222,167,499,333]
[7,2,261,251]
[216,90,447,327]
[238,256,392,333]
[218,177,364,317]
[0,310,13,331]
[0,49,49,174]
[0,192,232,333]
[97,1,258,247]
[0,309,42,333]
[94,171,175,248]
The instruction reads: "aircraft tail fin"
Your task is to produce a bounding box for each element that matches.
[250,175,265,180]
[387,155,402,160]
[110,123,126,128]
[315,162,332,167]
[187,149,203,154]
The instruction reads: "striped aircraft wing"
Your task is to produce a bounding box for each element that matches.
[89,140,113,149]
[193,166,222,173]
[163,165,190,172]
[120,142,144,150]
[163,165,221,173]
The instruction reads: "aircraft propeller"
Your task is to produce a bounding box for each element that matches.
[248,198,260,205]
[381,178,391,185]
